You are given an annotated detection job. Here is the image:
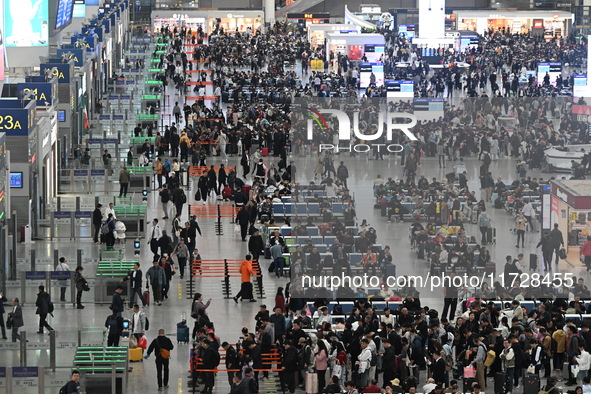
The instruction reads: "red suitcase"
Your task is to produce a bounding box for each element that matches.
[262,147,269,157]
[143,290,150,305]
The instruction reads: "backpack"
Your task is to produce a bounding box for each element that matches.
[479,213,490,228]
[484,349,496,367]
[59,383,69,394]
[212,349,221,367]
[442,349,453,372]
[101,221,110,235]
[48,302,54,313]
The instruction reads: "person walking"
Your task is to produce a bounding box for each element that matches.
[478,209,491,245]
[173,102,182,124]
[55,257,70,302]
[8,298,23,342]
[172,238,189,279]
[145,329,175,391]
[337,161,349,188]
[171,185,186,217]
[233,255,256,303]
[119,166,131,198]
[121,262,146,308]
[63,370,82,393]
[92,204,103,244]
[248,229,265,261]
[236,207,251,242]
[148,219,162,258]
[159,185,170,219]
[549,223,564,265]
[581,236,591,272]
[146,260,166,306]
[130,304,147,340]
[35,285,53,334]
[537,234,555,271]
[111,286,124,316]
[74,266,87,309]
[0,291,7,339]
[515,213,527,248]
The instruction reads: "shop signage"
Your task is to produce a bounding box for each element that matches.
[556,188,568,203]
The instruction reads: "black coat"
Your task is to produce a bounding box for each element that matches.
[432,357,446,384]
[123,269,143,290]
[111,292,124,314]
[248,235,264,255]
[35,291,51,315]
[0,295,6,315]
[236,209,250,225]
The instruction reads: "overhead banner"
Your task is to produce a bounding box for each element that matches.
[0,107,35,136]
[4,0,49,47]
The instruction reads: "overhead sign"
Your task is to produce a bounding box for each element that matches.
[57,48,85,66]
[0,108,34,136]
[16,82,56,106]
[40,63,71,83]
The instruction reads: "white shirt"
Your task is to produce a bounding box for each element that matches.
[55,262,70,271]
[149,225,162,241]
[522,202,534,217]
[104,207,117,220]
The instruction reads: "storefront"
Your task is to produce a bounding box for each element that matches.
[151,10,264,35]
[453,10,574,38]
[308,24,359,49]
[550,180,591,265]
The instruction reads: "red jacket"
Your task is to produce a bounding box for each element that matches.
[581,241,591,257]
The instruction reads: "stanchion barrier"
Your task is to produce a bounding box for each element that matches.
[188,204,241,218]
[185,81,214,85]
[188,165,235,177]
[185,96,218,101]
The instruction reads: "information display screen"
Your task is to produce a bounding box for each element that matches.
[537,62,562,86]
[359,63,384,88]
[398,25,415,39]
[363,44,385,63]
[385,80,414,98]
[4,0,49,46]
[10,172,23,188]
[55,0,74,30]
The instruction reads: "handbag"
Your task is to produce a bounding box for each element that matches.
[129,336,138,348]
[6,315,13,329]
[463,366,476,378]
[527,365,536,374]
[571,364,580,376]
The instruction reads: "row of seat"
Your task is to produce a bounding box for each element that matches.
[285,250,384,266]
[272,202,346,216]
[267,226,359,237]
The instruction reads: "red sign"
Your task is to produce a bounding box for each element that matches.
[533,20,544,29]
[572,105,591,115]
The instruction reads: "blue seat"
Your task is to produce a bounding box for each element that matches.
[295,203,307,216]
[311,236,324,245]
[306,227,319,236]
[274,203,284,215]
[373,244,383,251]
[349,253,363,265]
[324,235,336,245]
[521,301,535,312]
[308,203,320,216]
[330,301,354,314]
[283,203,294,215]
[280,227,292,236]
[387,302,402,311]
[346,226,358,235]
[373,301,387,310]
[316,244,328,253]
[332,203,344,215]
[297,237,311,245]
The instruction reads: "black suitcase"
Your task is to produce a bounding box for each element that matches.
[523,373,540,393]
[264,246,271,259]
[487,227,496,244]
[529,253,538,270]
[494,372,506,394]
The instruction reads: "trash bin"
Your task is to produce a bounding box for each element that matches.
[21,225,32,244]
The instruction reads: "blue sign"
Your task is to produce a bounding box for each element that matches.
[12,367,39,378]
[9,172,23,188]
[53,211,72,219]
[0,367,5,378]
[0,108,33,136]
[50,271,71,280]
[74,211,92,219]
[55,0,74,30]
[57,48,85,66]
[40,63,71,83]
[25,271,47,280]
[4,0,49,47]
[17,82,55,106]
[91,169,105,176]
[73,170,87,177]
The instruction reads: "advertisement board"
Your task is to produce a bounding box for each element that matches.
[4,0,48,47]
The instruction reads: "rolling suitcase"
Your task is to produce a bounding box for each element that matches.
[262,147,269,157]
[471,209,478,224]
[264,246,271,259]
[463,377,476,392]
[523,373,540,393]
[129,347,143,362]
[177,326,190,344]
[305,371,318,394]
[487,227,496,244]
[529,253,538,270]
[494,371,506,394]
[143,290,150,306]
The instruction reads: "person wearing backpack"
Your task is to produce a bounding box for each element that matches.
[478,208,491,245]
[104,311,124,346]
[145,329,175,391]
[35,285,53,334]
[59,370,81,394]
[202,338,221,394]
